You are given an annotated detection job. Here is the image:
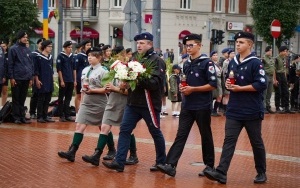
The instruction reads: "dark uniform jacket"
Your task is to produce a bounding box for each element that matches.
[74,52,89,83]
[226,54,267,120]
[182,55,217,110]
[56,52,75,82]
[0,47,6,84]
[127,48,166,112]
[8,42,33,80]
[34,53,54,93]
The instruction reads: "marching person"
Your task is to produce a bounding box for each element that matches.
[58,47,109,162]
[204,32,267,184]
[102,32,167,172]
[156,33,217,177]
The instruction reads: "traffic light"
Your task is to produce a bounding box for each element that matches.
[217,30,225,45]
[113,27,119,38]
[210,29,218,44]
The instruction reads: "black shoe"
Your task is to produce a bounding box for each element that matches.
[65,117,75,122]
[266,108,275,114]
[150,163,162,171]
[254,173,267,184]
[162,111,168,115]
[44,117,55,122]
[198,166,213,177]
[102,150,116,160]
[204,169,227,184]
[285,109,296,114]
[30,114,37,119]
[58,145,78,162]
[211,112,221,116]
[102,160,124,172]
[14,120,22,124]
[59,117,67,122]
[82,149,102,166]
[125,155,139,165]
[264,109,269,114]
[157,164,176,177]
[20,118,31,124]
[37,118,46,123]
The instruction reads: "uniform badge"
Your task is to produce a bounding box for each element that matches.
[57,59,61,63]
[210,76,216,80]
[260,77,265,83]
[208,66,215,74]
[76,59,78,62]
[195,73,199,77]
[241,76,244,79]
[259,69,265,76]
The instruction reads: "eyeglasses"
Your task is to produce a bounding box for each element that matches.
[185,44,198,48]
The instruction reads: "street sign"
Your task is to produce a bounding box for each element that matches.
[123,21,138,41]
[271,19,281,38]
[123,0,138,14]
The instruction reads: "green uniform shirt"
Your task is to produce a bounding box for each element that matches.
[262,54,275,75]
[275,55,286,73]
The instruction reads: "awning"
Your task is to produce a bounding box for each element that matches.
[178,30,191,39]
[34,28,55,38]
[70,27,99,39]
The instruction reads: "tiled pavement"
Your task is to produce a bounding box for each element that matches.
[0,100,299,187]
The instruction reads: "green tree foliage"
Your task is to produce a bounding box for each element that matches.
[250,0,300,48]
[0,0,41,42]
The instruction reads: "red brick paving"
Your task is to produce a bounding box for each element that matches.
[0,112,299,188]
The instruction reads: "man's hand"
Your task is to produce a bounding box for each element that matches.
[180,85,193,96]
[10,79,16,87]
[60,81,65,87]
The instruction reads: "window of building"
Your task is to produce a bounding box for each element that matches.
[74,0,82,8]
[114,0,122,7]
[48,0,55,8]
[215,0,222,12]
[229,0,236,13]
[32,0,38,4]
[180,0,191,9]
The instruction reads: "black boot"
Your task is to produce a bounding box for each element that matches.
[82,149,102,166]
[58,145,78,162]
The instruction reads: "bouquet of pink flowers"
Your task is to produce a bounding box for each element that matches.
[101,58,155,90]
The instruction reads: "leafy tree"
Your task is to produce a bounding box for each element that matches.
[0,0,41,43]
[250,0,300,49]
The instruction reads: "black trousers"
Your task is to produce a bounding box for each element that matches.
[166,109,215,168]
[37,92,52,119]
[57,82,74,118]
[29,91,38,115]
[216,118,266,175]
[11,80,30,120]
[274,73,289,108]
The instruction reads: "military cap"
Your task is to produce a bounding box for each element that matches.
[63,40,73,48]
[16,30,27,39]
[41,40,52,49]
[210,50,217,57]
[75,43,82,48]
[80,39,91,46]
[0,40,7,45]
[86,47,102,55]
[102,45,111,51]
[293,54,300,61]
[265,46,272,52]
[97,43,105,48]
[172,64,181,70]
[234,31,254,42]
[112,46,124,55]
[278,46,288,53]
[227,49,234,55]
[221,48,230,54]
[37,38,46,44]
[134,32,153,41]
[182,33,202,45]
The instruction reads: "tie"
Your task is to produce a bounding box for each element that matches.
[87,67,93,78]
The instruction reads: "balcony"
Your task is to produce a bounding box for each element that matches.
[63,7,99,22]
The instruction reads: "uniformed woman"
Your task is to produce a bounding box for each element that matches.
[58,47,109,162]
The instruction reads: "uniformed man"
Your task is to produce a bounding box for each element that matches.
[156,33,217,177]
[204,31,267,184]
[262,46,275,114]
[8,30,33,124]
[0,40,9,106]
[289,54,300,111]
[274,46,295,113]
[0,44,6,95]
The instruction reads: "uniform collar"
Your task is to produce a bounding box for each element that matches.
[233,54,259,65]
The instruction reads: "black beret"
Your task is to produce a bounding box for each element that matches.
[182,33,202,45]
[16,30,27,39]
[134,32,153,41]
[63,40,73,47]
[265,46,272,52]
[126,48,132,53]
[172,64,181,70]
[37,38,46,44]
[279,46,288,53]
[227,49,234,55]
[112,46,124,55]
[41,40,52,49]
[0,40,7,45]
[210,50,217,57]
[221,48,230,53]
[86,47,102,55]
[75,43,82,48]
[80,39,91,46]
[234,31,254,41]
[293,54,300,61]
[102,45,111,51]
[97,43,105,48]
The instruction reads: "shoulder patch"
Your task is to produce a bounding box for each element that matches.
[259,69,265,76]
[208,66,215,74]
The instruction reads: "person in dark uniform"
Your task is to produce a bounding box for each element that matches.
[0,45,6,95]
[8,30,33,124]
[34,40,55,123]
[274,46,295,113]
[289,54,300,111]
[29,37,45,119]
[0,40,9,106]
[204,32,267,184]
[102,32,167,172]
[74,39,91,113]
[156,33,217,177]
[56,41,76,122]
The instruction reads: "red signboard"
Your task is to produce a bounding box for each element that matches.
[34,28,55,38]
[145,14,152,24]
[70,27,99,39]
[271,19,281,38]
[178,30,191,39]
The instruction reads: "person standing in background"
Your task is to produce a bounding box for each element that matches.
[0,40,9,106]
